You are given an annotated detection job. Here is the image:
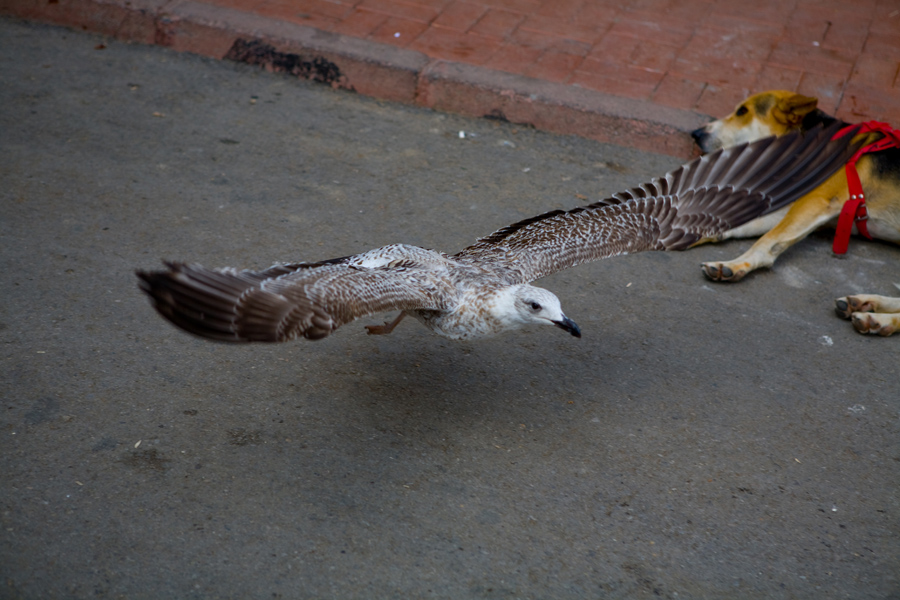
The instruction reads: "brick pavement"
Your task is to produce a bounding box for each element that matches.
[4,0,899,157]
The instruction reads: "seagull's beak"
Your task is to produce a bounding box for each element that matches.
[553,316,581,338]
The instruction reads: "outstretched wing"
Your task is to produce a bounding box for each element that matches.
[137,259,450,342]
[456,122,863,282]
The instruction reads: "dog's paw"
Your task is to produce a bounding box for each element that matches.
[850,313,898,337]
[835,295,877,319]
[701,261,749,282]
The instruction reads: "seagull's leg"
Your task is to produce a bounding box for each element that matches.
[364,312,406,335]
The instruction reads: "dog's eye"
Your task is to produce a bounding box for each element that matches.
[736,105,749,117]
[530,302,542,311]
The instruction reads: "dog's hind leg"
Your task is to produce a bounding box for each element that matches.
[835,294,900,336]
[851,312,900,336]
[701,171,848,282]
[692,208,789,247]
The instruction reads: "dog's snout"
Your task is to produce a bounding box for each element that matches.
[690,127,708,143]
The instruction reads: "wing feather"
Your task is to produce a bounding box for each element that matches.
[137,258,449,342]
[456,122,863,282]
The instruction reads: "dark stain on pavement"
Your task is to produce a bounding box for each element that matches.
[24,397,60,425]
[227,428,262,446]
[92,436,118,452]
[121,448,171,472]
[225,39,346,87]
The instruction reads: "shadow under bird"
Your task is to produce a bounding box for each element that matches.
[137,122,862,343]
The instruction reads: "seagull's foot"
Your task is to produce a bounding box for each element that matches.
[701,260,750,283]
[364,313,406,335]
[364,323,393,335]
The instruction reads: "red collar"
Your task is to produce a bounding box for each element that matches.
[831,121,900,254]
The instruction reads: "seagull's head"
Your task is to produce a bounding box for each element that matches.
[504,285,581,338]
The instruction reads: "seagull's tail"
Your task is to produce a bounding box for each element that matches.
[136,262,335,342]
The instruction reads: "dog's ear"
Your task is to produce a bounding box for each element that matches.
[773,94,818,126]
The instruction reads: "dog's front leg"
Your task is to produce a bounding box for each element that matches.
[701,172,849,282]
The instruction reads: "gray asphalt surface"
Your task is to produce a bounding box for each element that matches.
[1,18,898,600]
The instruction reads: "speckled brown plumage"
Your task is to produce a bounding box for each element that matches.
[137,122,863,343]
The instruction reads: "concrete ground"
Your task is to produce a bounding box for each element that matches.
[1,18,898,599]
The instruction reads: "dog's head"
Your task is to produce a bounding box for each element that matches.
[691,91,819,153]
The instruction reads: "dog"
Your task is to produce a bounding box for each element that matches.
[690,90,900,336]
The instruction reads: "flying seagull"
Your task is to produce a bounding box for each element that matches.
[138,122,860,343]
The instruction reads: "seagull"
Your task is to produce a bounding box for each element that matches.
[137,122,861,343]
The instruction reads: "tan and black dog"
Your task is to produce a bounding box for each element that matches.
[691,90,900,336]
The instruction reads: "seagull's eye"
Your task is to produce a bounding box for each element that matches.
[530,302,542,311]
[735,105,748,117]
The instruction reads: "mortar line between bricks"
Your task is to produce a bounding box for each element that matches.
[146,1,182,47]
[835,9,878,118]
[834,11,875,118]
[415,58,440,107]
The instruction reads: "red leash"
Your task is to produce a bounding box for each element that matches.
[831,121,900,254]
